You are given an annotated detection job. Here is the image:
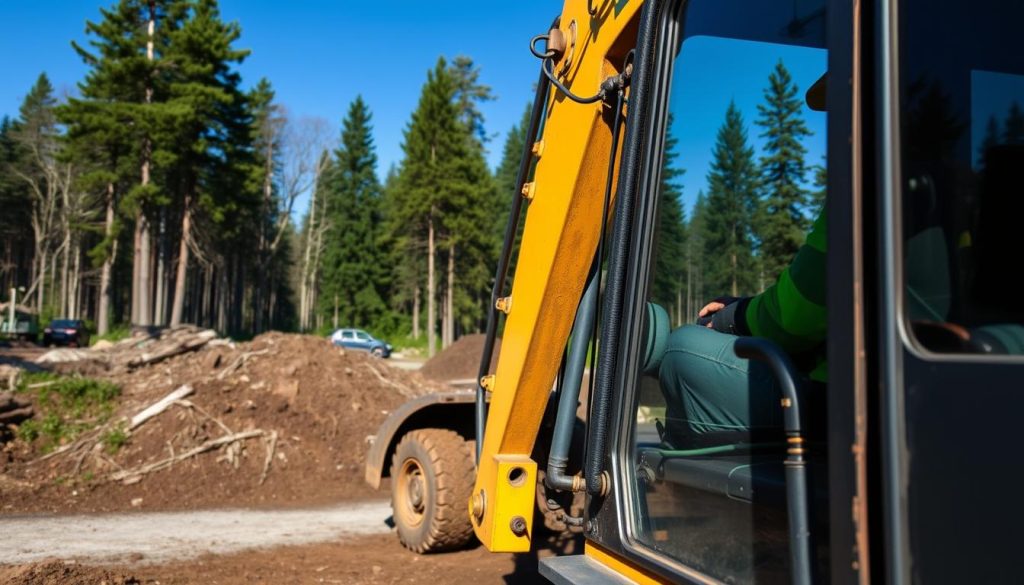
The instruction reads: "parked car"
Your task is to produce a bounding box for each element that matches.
[329,328,392,358]
[43,319,90,347]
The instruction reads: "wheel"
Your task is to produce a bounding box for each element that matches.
[390,429,476,553]
[372,347,385,358]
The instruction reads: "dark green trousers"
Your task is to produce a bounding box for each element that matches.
[657,325,783,446]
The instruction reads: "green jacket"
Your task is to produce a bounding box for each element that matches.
[740,209,827,381]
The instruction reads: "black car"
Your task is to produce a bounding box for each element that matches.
[43,319,90,347]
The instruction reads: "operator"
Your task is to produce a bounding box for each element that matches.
[654,75,828,449]
[656,210,826,448]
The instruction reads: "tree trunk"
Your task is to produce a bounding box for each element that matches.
[97,183,117,335]
[154,209,167,325]
[133,1,156,328]
[59,228,70,318]
[412,286,420,339]
[427,213,436,358]
[170,196,191,326]
[446,244,455,347]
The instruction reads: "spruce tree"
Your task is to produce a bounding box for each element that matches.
[391,58,465,356]
[653,114,687,323]
[756,60,812,283]
[319,96,385,329]
[704,101,760,297]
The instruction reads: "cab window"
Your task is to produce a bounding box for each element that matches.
[899,0,1024,356]
[627,0,827,581]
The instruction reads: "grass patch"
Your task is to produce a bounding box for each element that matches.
[15,372,122,453]
[91,323,131,346]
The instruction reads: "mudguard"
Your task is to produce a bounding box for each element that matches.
[364,389,476,489]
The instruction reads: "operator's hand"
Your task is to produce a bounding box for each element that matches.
[697,296,739,328]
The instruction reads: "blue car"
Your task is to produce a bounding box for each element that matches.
[329,328,392,358]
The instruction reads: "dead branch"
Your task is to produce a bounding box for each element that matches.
[173,399,233,435]
[260,430,278,485]
[128,384,194,430]
[216,349,270,381]
[124,330,217,369]
[109,429,265,483]
[362,363,416,399]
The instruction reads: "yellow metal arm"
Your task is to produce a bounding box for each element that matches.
[469,0,642,552]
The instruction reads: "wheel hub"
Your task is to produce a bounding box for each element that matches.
[396,458,427,527]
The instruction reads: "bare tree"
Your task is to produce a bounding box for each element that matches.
[258,114,330,331]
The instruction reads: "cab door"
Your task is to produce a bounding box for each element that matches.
[876,0,1024,582]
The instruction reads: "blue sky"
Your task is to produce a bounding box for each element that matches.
[668,36,828,214]
[2,2,834,222]
[0,1,546,179]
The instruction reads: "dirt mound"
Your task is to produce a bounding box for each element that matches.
[420,334,500,382]
[0,331,440,514]
[0,561,139,585]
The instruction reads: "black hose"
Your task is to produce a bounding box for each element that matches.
[584,41,644,495]
[583,88,626,494]
[474,57,552,462]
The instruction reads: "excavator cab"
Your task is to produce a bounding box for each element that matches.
[367,0,1024,582]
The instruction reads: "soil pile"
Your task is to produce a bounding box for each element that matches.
[0,561,140,585]
[0,331,440,514]
[419,334,500,382]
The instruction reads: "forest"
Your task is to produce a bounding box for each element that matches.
[0,0,865,355]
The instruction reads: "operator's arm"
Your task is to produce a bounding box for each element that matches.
[716,209,827,354]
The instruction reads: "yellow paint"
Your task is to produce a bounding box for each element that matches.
[470,0,642,552]
[586,542,668,584]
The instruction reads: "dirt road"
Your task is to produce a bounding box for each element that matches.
[0,500,577,584]
[0,501,392,565]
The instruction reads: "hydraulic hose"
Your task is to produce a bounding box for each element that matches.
[545,259,600,491]
[584,44,644,495]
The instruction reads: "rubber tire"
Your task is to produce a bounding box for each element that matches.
[372,347,385,358]
[390,429,476,553]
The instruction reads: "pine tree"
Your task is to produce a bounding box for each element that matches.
[756,60,812,283]
[704,102,760,297]
[59,0,180,332]
[652,114,687,324]
[448,55,495,145]
[319,96,385,329]
[163,0,251,328]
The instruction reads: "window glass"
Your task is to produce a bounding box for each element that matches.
[342,331,355,340]
[899,0,1024,355]
[628,1,827,581]
[355,331,371,341]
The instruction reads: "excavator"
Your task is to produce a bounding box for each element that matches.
[365,0,1024,582]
